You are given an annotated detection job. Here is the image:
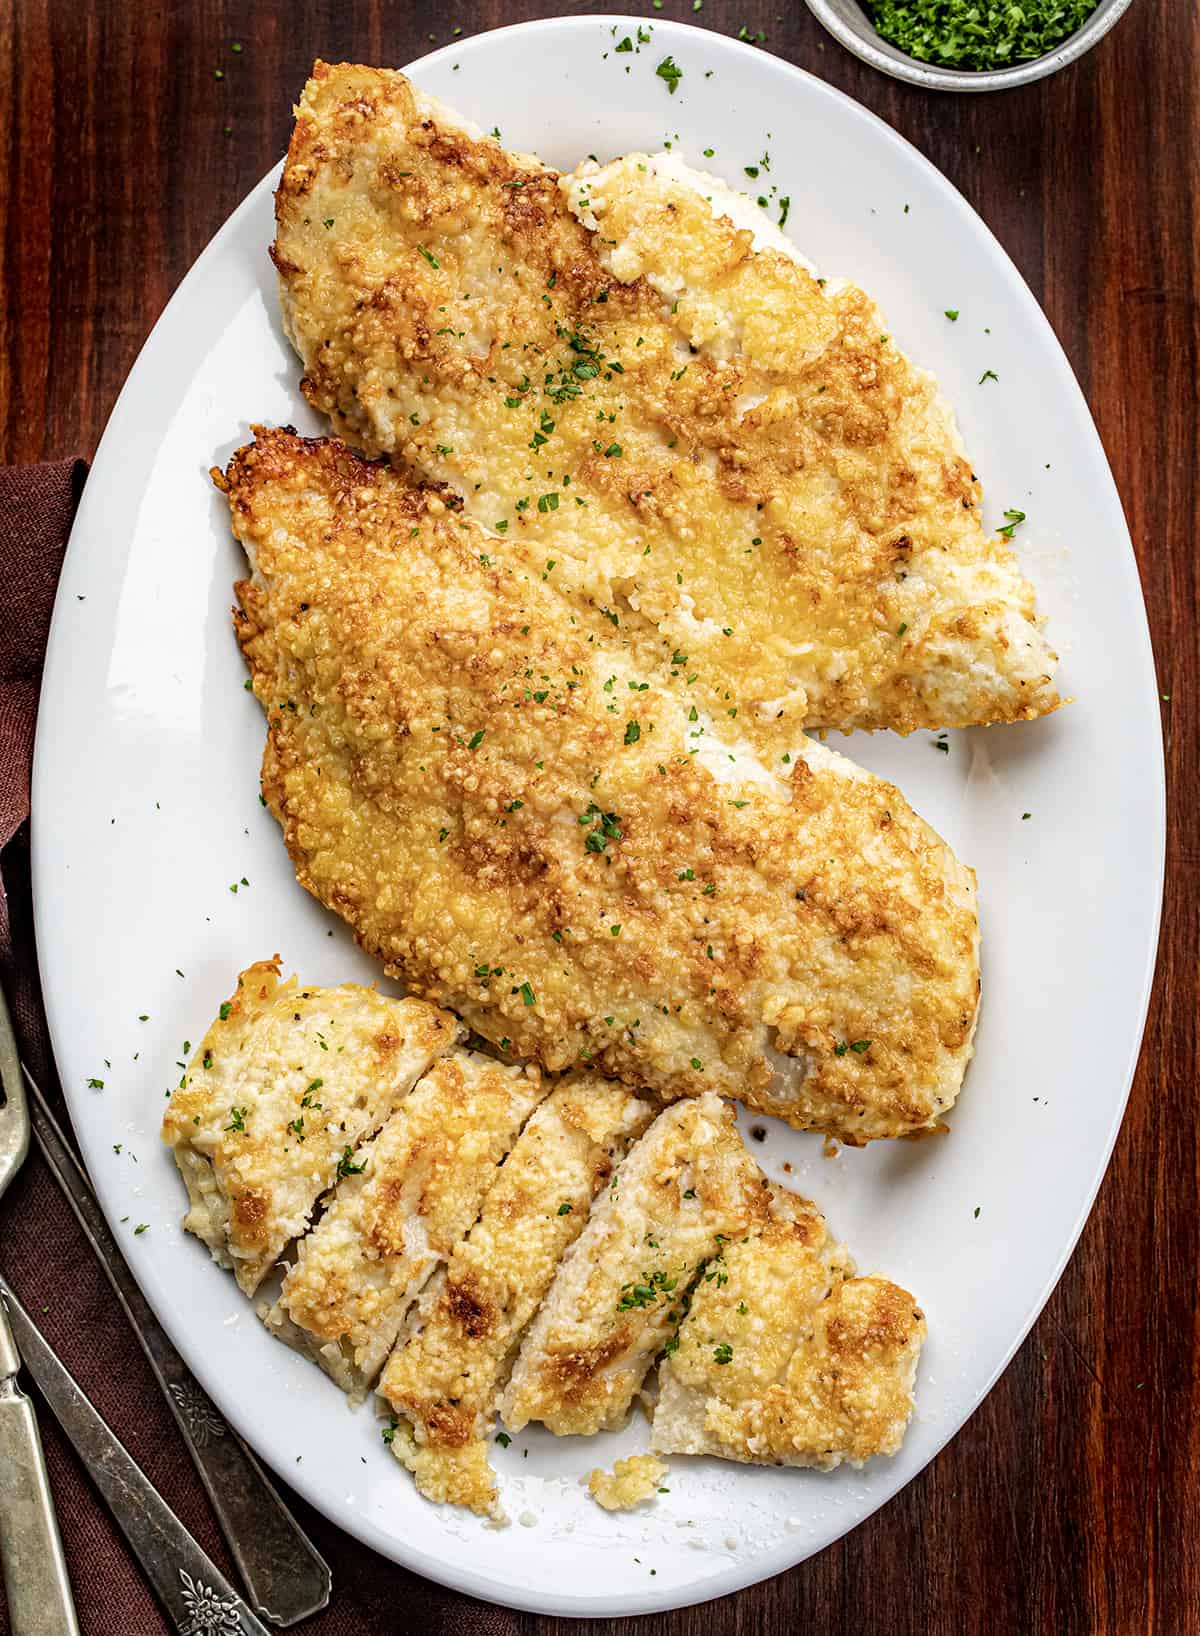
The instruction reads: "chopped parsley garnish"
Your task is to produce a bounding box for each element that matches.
[979,368,999,384]
[713,1341,733,1365]
[624,719,642,745]
[557,1201,573,1215]
[519,981,536,1006]
[86,1076,104,1089]
[581,803,623,853]
[865,0,1100,73]
[618,1269,678,1310]
[467,730,485,749]
[336,1146,367,1180]
[225,1106,248,1132]
[655,55,683,94]
[999,508,1026,540]
[495,1431,512,1447]
[944,308,959,320]
[416,244,440,268]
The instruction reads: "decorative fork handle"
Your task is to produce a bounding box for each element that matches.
[0,1296,80,1636]
[1,1278,270,1636]
[23,1073,331,1628]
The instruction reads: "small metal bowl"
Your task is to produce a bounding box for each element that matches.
[804,0,1134,91]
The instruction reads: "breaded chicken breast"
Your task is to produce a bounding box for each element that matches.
[161,958,461,1294]
[221,427,980,1143]
[273,61,1059,742]
[502,1096,769,1437]
[651,1189,926,1468]
[380,1078,654,1515]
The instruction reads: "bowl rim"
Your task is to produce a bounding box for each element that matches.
[803,0,1135,91]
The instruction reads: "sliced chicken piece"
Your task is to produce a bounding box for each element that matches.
[161,958,461,1294]
[501,1095,770,1437]
[379,1077,654,1515]
[651,1188,925,1468]
[263,1051,546,1400]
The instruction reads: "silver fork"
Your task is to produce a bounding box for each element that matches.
[0,980,80,1636]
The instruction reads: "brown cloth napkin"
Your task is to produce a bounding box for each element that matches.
[0,462,521,1636]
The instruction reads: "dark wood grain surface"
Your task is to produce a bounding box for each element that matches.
[0,2,1194,1632]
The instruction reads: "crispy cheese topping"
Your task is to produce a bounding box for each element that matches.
[220,428,980,1143]
[273,62,1059,742]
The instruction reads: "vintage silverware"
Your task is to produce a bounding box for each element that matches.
[0,980,81,1636]
[0,1277,273,1636]
[20,1064,332,1627]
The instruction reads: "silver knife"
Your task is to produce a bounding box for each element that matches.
[1,1277,273,1636]
[22,1072,331,1627]
[0,977,80,1636]
[0,1294,80,1636]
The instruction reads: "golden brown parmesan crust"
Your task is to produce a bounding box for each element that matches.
[160,958,462,1293]
[273,61,1059,741]
[502,1096,771,1438]
[380,1078,654,1515]
[162,966,931,1508]
[586,1454,669,1511]
[651,1194,926,1468]
[265,1051,547,1397]
[222,425,979,1143]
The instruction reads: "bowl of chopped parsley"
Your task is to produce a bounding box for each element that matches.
[805,0,1134,90]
